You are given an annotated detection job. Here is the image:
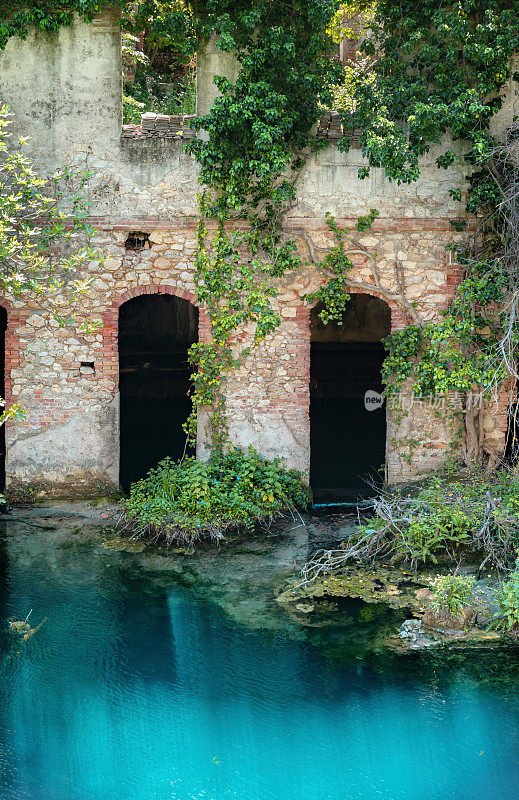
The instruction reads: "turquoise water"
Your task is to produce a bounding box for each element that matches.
[1,520,519,800]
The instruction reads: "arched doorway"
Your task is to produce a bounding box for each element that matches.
[118,293,198,491]
[310,294,390,503]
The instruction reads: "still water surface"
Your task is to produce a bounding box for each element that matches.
[0,516,518,800]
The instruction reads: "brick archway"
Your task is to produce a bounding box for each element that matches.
[306,289,392,502]
[342,286,403,329]
[306,287,405,332]
[0,299,21,408]
[101,284,209,388]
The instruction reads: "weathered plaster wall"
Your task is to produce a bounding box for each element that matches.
[0,10,122,167]
[0,12,513,497]
[290,141,467,220]
[196,35,241,120]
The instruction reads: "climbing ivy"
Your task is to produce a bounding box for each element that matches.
[0,2,196,64]
[4,1,519,466]
[337,1,519,188]
[0,0,344,453]
[324,1,519,466]
[182,0,343,450]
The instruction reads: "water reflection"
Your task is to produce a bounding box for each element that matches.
[0,522,518,800]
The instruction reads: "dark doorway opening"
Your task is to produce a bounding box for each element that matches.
[118,294,198,491]
[0,307,7,492]
[310,294,390,503]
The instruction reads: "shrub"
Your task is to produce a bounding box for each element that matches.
[496,559,519,632]
[356,469,519,568]
[429,574,475,616]
[301,468,519,585]
[119,447,307,545]
[123,94,146,124]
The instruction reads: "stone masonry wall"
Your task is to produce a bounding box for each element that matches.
[0,12,515,496]
[4,217,470,496]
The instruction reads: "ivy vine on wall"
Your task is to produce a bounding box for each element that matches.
[333,0,519,466]
[2,1,519,467]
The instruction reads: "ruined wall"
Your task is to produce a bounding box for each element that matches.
[0,9,122,167]
[0,13,513,497]
[3,218,465,496]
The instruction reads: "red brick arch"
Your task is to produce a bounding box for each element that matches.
[0,298,23,406]
[101,284,210,388]
[289,289,403,418]
[306,287,406,332]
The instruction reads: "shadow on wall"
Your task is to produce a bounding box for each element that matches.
[118,293,198,491]
[310,294,390,503]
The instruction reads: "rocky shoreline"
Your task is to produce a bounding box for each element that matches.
[276,560,514,651]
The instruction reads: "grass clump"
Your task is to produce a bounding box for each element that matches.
[355,469,519,570]
[422,573,476,631]
[119,447,307,545]
[429,574,475,616]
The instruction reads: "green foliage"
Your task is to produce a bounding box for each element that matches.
[429,574,475,615]
[4,0,517,469]
[326,4,519,466]
[180,1,343,449]
[188,2,342,214]
[382,253,508,400]
[122,32,149,69]
[357,468,519,567]
[123,93,147,124]
[337,1,519,189]
[303,213,353,323]
[0,107,99,324]
[124,72,196,119]
[0,106,100,440]
[125,1,195,63]
[303,210,379,324]
[0,1,108,49]
[496,559,519,630]
[0,0,344,457]
[328,1,374,43]
[0,1,196,56]
[184,196,283,450]
[120,447,307,543]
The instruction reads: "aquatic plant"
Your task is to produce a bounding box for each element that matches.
[118,447,307,544]
[428,574,475,616]
[495,558,519,632]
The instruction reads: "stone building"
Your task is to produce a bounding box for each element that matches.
[0,10,516,500]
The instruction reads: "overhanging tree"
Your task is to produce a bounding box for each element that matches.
[0,106,100,427]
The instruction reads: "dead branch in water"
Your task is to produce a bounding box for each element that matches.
[298,477,519,588]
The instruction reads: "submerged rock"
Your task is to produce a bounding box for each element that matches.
[100,536,146,553]
[398,619,437,649]
[277,560,512,652]
[277,563,437,614]
[391,617,503,652]
[295,603,315,613]
[422,606,475,632]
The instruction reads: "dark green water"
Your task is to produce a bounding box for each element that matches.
[0,514,518,800]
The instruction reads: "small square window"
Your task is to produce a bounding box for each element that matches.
[125,232,150,252]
